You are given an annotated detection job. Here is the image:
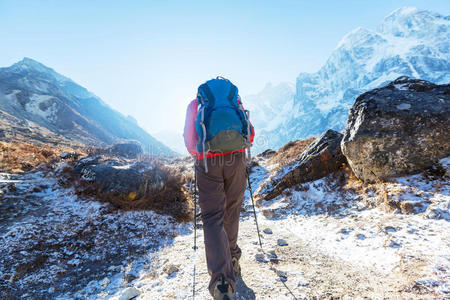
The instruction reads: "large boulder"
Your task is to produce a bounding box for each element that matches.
[61,155,192,221]
[259,129,346,200]
[341,77,450,183]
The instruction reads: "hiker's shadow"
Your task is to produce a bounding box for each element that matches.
[234,276,256,300]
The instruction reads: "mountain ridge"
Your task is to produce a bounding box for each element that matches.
[0,58,178,156]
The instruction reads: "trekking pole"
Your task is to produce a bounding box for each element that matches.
[246,164,298,300]
[246,165,263,250]
[192,164,198,300]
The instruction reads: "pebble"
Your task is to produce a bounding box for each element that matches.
[163,264,179,275]
[277,238,288,246]
[255,253,265,261]
[116,287,141,300]
[267,250,278,259]
[276,270,288,282]
[298,278,310,286]
[263,228,273,234]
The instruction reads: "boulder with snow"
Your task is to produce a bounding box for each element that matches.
[63,155,192,221]
[260,129,346,200]
[341,77,450,183]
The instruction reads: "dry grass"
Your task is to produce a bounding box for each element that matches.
[268,137,316,167]
[0,141,84,173]
[60,156,193,222]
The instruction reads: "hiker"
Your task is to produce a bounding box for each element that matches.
[183,77,255,300]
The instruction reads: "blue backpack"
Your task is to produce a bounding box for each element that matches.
[195,77,252,160]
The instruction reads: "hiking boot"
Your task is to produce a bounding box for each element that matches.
[213,277,233,300]
[232,257,241,278]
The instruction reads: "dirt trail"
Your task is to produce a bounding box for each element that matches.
[133,211,427,300]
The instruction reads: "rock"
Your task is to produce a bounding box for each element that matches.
[277,238,288,246]
[65,155,191,221]
[60,152,79,160]
[255,253,265,261]
[7,183,16,192]
[298,278,310,286]
[163,264,179,276]
[109,141,143,159]
[384,226,397,233]
[276,270,288,281]
[263,228,273,234]
[267,250,278,260]
[31,186,41,193]
[258,149,276,159]
[116,287,141,300]
[124,273,137,283]
[21,161,33,171]
[260,129,346,200]
[341,77,450,183]
[356,234,366,240]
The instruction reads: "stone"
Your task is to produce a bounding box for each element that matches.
[267,250,278,260]
[116,287,141,300]
[65,154,191,221]
[341,76,450,183]
[124,273,137,283]
[7,183,16,192]
[263,228,273,234]
[163,264,179,276]
[255,253,265,261]
[21,161,33,171]
[260,129,346,200]
[277,238,288,246]
[258,149,276,159]
[298,278,310,286]
[60,152,79,160]
[276,270,288,281]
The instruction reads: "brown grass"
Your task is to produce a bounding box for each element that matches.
[60,156,193,222]
[0,141,85,173]
[268,137,316,167]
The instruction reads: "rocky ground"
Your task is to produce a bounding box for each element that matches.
[0,154,448,299]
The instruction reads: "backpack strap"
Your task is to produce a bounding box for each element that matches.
[227,84,238,104]
[199,83,215,107]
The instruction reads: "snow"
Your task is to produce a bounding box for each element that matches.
[47,155,447,299]
[0,170,189,299]
[396,103,412,110]
[24,94,58,122]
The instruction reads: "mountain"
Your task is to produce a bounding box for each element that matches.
[0,58,178,156]
[247,7,450,154]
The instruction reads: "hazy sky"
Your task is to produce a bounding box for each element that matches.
[1,0,449,141]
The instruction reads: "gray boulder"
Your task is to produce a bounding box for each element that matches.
[65,155,191,221]
[260,129,346,200]
[341,76,450,182]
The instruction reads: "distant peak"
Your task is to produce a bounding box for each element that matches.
[21,57,44,65]
[336,27,381,48]
[10,57,55,74]
[380,7,446,38]
[7,57,75,85]
[386,6,419,18]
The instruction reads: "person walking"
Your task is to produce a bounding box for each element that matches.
[183,77,255,300]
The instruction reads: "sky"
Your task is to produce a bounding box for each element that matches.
[0,0,449,152]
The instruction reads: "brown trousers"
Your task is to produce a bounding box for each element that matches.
[195,151,247,295]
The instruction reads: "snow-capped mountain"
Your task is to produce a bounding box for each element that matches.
[247,7,450,154]
[0,58,177,156]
